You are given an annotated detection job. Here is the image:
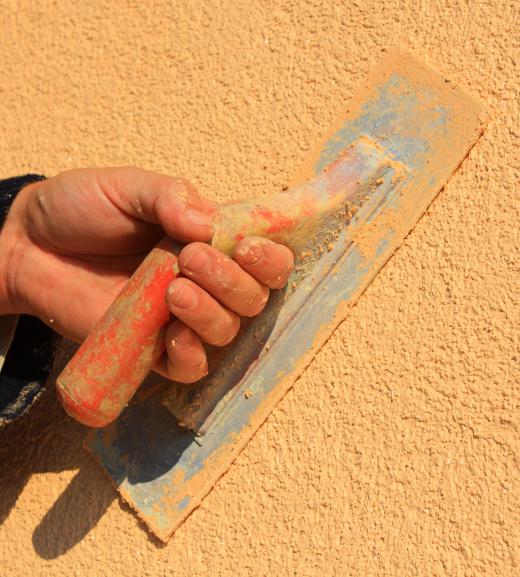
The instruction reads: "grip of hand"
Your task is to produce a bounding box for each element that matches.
[56,240,180,427]
[56,140,379,427]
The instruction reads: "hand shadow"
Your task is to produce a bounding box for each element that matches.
[31,461,115,559]
[0,341,117,559]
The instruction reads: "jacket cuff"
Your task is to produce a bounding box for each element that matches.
[0,315,60,426]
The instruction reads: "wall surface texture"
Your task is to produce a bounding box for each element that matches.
[0,1,518,575]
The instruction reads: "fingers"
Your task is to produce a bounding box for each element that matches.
[160,238,293,385]
[233,237,294,289]
[98,167,216,243]
[126,237,293,388]
[154,321,208,383]
[178,243,271,317]
[166,277,241,346]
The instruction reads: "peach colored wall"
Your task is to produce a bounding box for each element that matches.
[0,1,518,575]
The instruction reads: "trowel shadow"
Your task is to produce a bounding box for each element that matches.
[96,389,196,485]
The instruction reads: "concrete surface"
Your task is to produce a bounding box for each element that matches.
[0,1,518,575]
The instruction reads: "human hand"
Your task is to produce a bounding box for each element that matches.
[0,167,294,382]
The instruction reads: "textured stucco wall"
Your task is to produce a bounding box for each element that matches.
[0,1,518,575]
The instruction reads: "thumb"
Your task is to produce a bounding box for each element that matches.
[102,167,216,243]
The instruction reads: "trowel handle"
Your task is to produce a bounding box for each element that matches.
[56,239,179,427]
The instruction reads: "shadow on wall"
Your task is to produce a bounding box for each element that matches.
[31,461,115,559]
[0,343,119,559]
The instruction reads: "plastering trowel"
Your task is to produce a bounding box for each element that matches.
[56,51,485,541]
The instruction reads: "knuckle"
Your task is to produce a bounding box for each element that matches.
[165,176,197,203]
[179,241,207,260]
[210,259,243,299]
[179,243,212,276]
[171,176,190,188]
[105,166,140,190]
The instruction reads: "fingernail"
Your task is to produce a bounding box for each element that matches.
[184,208,213,230]
[183,247,210,274]
[168,282,198,309]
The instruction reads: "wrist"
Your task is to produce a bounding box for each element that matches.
[0,183,37,316]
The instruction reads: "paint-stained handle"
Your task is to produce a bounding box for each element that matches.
[56,240,180,427]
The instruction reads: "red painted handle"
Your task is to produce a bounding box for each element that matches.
[56,240,179,427]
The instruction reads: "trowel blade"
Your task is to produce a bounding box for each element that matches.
[86,51,485,542]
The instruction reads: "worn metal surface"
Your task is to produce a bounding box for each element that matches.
[87,52,484,541]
